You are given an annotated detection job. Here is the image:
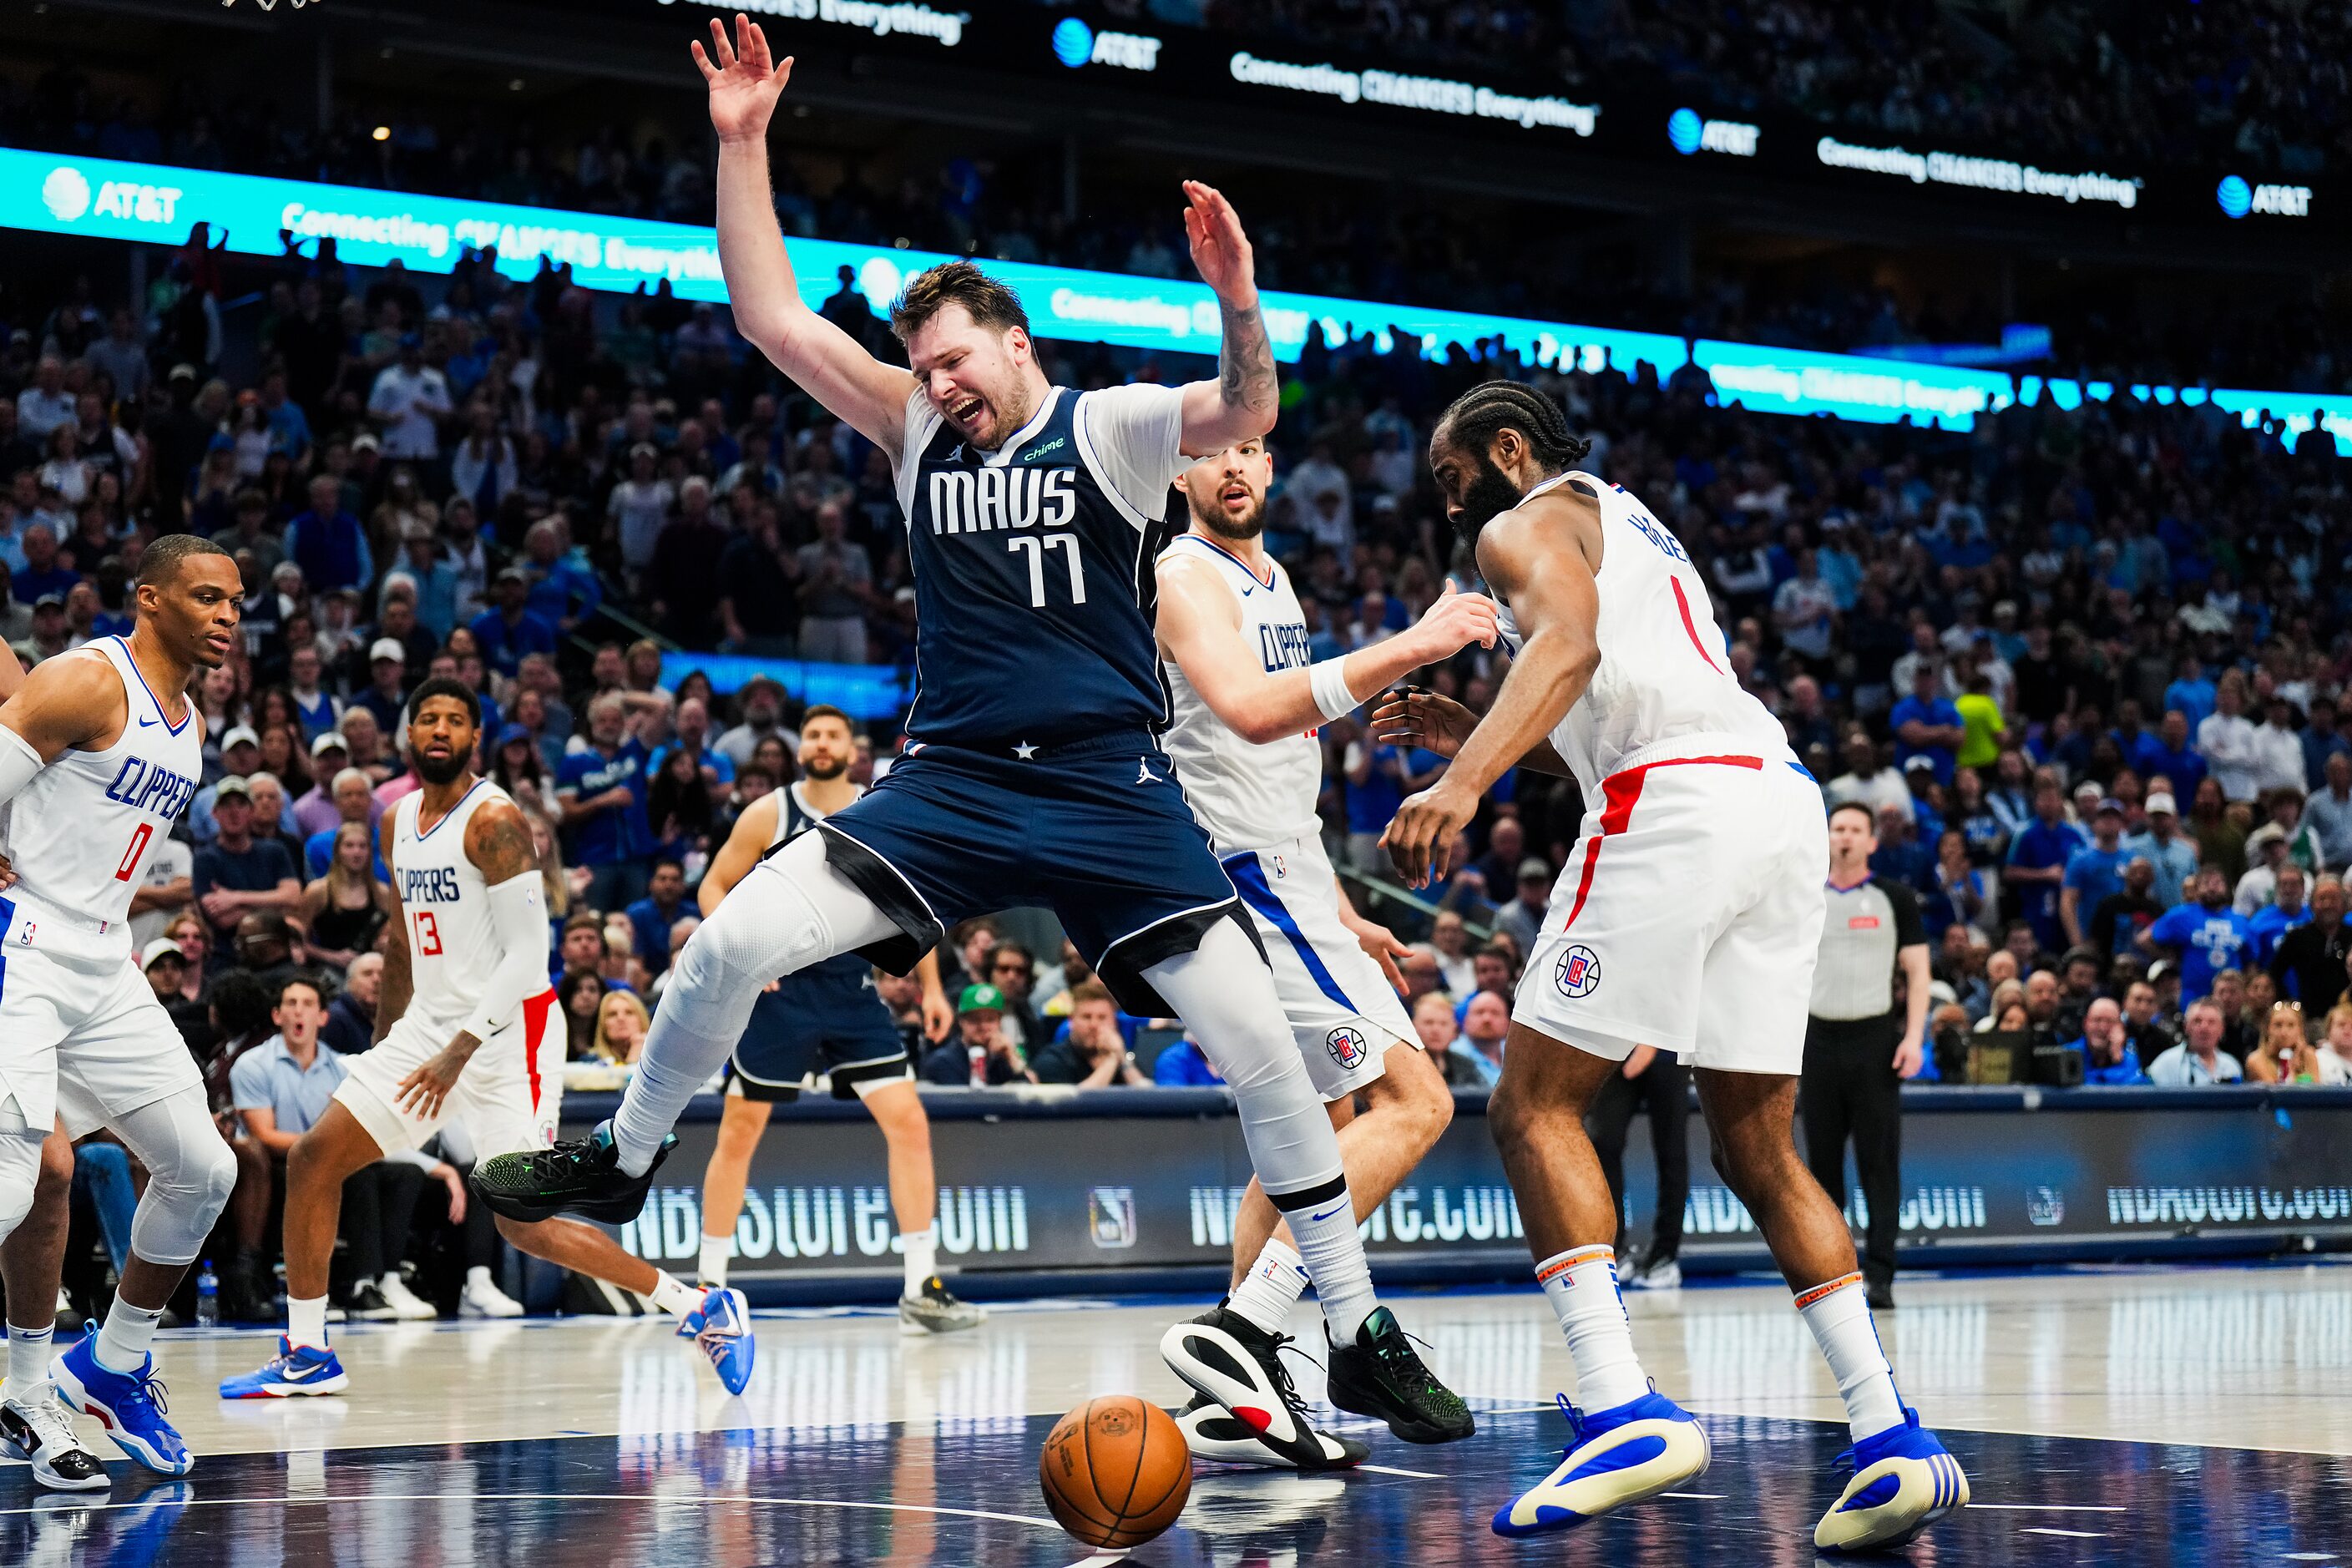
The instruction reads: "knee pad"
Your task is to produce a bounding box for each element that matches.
[0,1100,42,1245]
[124,1104,238,1268]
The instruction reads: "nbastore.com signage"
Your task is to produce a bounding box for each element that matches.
[565,1086,2352,1295]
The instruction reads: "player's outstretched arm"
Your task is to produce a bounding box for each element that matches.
[1176,181,1278,456]
[698,792,781,916]
[1157,559,1498,746]
[1381,498,1602,888]
[695,14,918,457]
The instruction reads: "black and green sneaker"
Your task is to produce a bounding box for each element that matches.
[1324,1305,1475,1444]
[472,1121,676,1224]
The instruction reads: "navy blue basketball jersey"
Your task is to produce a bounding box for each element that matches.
[893,384,1188,748]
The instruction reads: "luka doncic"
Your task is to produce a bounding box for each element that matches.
[475,15,1467,1450]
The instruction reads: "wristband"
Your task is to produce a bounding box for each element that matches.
[1308,657,1360,722]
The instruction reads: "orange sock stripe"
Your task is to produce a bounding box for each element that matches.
[1534,1247,1616,1286]
[1792,1272,1864,1311]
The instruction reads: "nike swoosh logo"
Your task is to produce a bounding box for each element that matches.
[278,1362,324,1380]
[1309,1204,1347,1223]
[137,714,160,727]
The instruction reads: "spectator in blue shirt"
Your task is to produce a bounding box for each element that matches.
[1152,1035,1227,1087]
[1890,662,1965,785]
[2248,864,2312,967]
[13,523,80,604]
[2162,656,2216,733]
[2141,866,2254,1001]
[556,691,654,911]
[2061,799,2132,948]
[2122,791,2199,909]
[284,473,374,594]
[521,518,603,635]
[625,859,693,979]
[2131,710,2208,802]
[1342,725,1405,873]
[2068,997,2151,1085]
[2006,775,2086,952]
[470,567,560,683]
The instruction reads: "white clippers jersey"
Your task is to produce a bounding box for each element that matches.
[1498,472,1787,797]
[390,778,518,1039]
[1156,533,1324,854]
[0,636,203,965]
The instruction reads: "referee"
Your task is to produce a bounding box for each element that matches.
[1803,800,1930,1311]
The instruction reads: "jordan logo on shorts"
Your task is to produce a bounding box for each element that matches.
[1135,759,1157,785]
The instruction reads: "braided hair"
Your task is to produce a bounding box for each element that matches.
[1434,381,1591,472]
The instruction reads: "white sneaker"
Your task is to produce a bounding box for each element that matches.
[460,1272,524,1318]
[377,1273,438,1321]
[1626,1257,1682,1291]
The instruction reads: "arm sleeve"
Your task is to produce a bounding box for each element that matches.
[461,873,554,1042]
[1078,384,1186,526]
[0,725,44,811]
[1884,880,1927,948]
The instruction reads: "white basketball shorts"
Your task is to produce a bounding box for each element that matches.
[336,990,564,1159]
[1514,741,1828,1075]
[1222,832,1420,1101]
[0,939,205,1141]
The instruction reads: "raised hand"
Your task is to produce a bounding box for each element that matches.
[1371,686,1480,759]
[1182,180,1257,304]
[690,13,794,145]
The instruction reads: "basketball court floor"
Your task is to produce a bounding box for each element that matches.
[5,1261,2347,1565]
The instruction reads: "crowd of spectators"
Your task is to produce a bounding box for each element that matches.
[1190,0,2352,183]
[6,154,2352,1319]
[8,58,2352,394]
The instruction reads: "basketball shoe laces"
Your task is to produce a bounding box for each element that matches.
[1364,1320,1457,1412]
[109,1365,172,1426]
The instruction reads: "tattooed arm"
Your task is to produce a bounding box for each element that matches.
[394,797,549,1120]
[375,810,412,1047]
[1176,180,1280,454]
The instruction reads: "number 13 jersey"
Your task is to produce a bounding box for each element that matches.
[390,778,529,1041]
[0,636,203,967]
[893,383,1188,749]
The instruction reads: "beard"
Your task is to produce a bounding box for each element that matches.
[415,748,470,787]
[802,754,848,781]
[1450,451,1527,546]
[1191,488,1265,544]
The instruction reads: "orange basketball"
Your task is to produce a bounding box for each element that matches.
[1037,1394,1192,1551]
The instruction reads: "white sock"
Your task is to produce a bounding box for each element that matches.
[288,1293,330,1350]
[648,1270,704,1320]
[902,1224,938,1297]
[1535,1246,1651,1411]
[699,1233,733,1288]
[1796,1273,1906,1442]
[1226,1237,1309,1336]
[7,1322,54,1397]
[94,1297,164,1376]
[1279,1184,1378,1343]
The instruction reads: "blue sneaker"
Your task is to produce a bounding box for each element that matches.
[1491,1390,1711,1538]
[694,1287,755,1395]
[1814,1407,1969,1553]
[53,1329,192,1475]
[219,1336,350,1399]
[676,1299,707,1338]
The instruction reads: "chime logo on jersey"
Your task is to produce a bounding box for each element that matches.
[1326,1024,1369,1070]
[1555,943,1602,999]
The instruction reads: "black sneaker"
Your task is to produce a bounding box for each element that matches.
[1160,1305,1365,1472]
[472,1122,676,1224]
[1324,1305,1474,1444]
[345,1282,396,1322]
[1,1393,109,1491]
[1866,1279,1897,1313]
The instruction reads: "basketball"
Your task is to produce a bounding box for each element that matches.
[1037,1395,1192,1550]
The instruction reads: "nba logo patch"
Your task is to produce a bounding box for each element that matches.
[1555,944,1601,999]
[1325,1024,1368,1070]
[1272,853,1288,879]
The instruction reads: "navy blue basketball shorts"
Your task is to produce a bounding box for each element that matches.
[728,958,910,1103]
[814,730,1255,1016]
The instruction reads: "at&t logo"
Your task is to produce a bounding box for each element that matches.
[2218,175,2310,219]
[1051,16,1161,71]
[1668,108,1758,158]
[1555,943,1601,999]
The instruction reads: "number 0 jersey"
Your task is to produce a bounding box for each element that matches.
[1153,533,1323,853]
[1495,472,1788,796]
[391,778,531,1040]
[0,636,203,966]
[893,383,1187,749]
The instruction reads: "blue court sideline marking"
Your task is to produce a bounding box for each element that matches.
[1223,852,1355,1012]
[0,1491,1068,1530]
